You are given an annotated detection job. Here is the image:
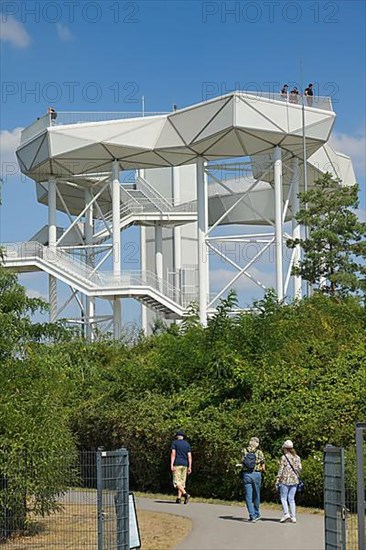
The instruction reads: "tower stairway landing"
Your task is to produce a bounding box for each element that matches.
[2,242,191,319]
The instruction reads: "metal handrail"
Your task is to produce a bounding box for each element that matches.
[2,242,197,307]
[236,90,333,111]
[136,175,173,212]
[93,196,197,240]
[3,241,100,284]
[20,113,51,145]
[54,111,169,125]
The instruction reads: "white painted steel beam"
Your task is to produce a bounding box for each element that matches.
[291,157,302,299]
[274,146,284,301]
[196,157,208,326]
[112,161,121,339]
[48,177,57,322]
[85,188,95,339]
[155,224,163,292]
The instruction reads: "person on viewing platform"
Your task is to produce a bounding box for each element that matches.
[276,440,302,524]
[48,107,57,123]
[289,86,299,104]
[281,84,289,97]
[241,437,266,522]
[170,430,192,504]
[305,83,314,106]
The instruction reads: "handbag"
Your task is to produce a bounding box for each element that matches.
[284,454,305,493]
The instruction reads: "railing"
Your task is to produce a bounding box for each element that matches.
[19,111,169,146]
[55,111,169,126]
[20,113,51,145]
[19,93,333,147]
[93,197,197,240]
[236,90,333,112]
[2,242,196,308]
[3,241,101,285]
[128,197,196,214]
[136,175,173,211]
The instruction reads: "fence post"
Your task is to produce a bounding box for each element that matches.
[97,448,103,550]
[356,423,366,550]
[115,448,129,550]
[324,445,346,550]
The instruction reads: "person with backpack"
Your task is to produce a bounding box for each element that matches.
[241,437,266,522]
[276,440,302,523]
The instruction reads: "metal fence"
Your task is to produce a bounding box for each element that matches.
[97,449,129,550]
[0,448,130,549]
[324,445,346,550]
[324,424,366,550]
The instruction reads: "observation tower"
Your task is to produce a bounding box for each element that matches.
[2,91,356,337]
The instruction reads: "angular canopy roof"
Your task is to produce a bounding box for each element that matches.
[17,91,335,182]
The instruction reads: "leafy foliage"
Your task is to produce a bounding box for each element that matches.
[62,290,365,507]
[1,263,365,511]
[0,269,76,537]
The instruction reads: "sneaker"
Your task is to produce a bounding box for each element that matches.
[291,517,297,523]
[183,493,190,504]
[176,498,181,504]
[252,516,261,523]
[280,514,291,523]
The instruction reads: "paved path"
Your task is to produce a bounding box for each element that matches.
[136,497,324,550]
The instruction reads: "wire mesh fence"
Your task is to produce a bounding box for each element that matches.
[324,428,366,550]
[345,426,366,550]
[0,448,129,549]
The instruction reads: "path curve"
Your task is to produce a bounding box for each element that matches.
[136,497,324,550]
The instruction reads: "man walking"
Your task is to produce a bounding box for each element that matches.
[242,437,265,522]
[171,430,192,504]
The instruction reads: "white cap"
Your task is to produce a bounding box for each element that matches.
[283,439,294,449]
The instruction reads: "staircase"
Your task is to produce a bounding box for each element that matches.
[93,181,197,244]
[2,242,193,319]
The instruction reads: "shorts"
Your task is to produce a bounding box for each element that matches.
[172,466,187,488]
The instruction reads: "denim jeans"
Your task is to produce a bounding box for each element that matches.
[243,472,262,519]
[280,484,297,517]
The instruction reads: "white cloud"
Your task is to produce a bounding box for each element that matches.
[0,128,23,180]
[355,207,366,222]
[0,16,31,48]
[56,23,74,42]
[329,132,366,177]
[0,128,22,159]
[26,288,48,301]
[210,266,275,293]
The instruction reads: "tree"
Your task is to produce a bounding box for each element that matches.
[287,173,366,296]
[0,268,76,538]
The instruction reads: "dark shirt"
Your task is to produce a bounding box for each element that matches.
[171,439,191,467]
[305,87,313,96]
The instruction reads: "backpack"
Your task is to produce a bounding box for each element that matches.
[243,451,257,471]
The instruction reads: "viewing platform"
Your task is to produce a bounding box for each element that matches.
[19,91,333,147]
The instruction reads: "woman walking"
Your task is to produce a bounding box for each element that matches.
[276,440,302,523]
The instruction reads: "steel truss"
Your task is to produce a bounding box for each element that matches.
[202,151,302,317]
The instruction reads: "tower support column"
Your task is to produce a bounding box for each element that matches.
[172,167,182,301]
[48,177,57,323]
[291,157,302,299]
[155,224,163,292]
[274,146,284,301]
[112,161,121,338]
[196,157,208,325]
[85,188,95,339]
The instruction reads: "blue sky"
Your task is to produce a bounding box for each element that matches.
[1,0,365,325]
